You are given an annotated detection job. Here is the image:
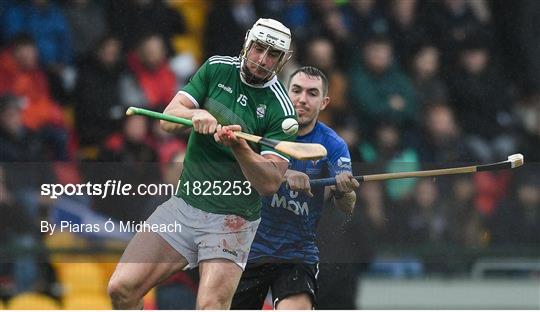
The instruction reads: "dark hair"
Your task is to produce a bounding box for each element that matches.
[364,34,392,47]
[288,66,329,96]
[9,33,36,49]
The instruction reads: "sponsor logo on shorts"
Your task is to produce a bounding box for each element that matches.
[222,248,238,257]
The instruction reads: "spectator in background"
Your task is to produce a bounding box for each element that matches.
[120,34,177,110]
[394,179,447,244]
[348,36,418,135]
[447,37,515,162]
[149,119,188,177]
[387,0,428,69]
[418,104,470,163]
[204,0,258,58]
[305,37,348,128]
[320,5,349,41]
[100,115,156,164]
[357,182,388,243]
[357,122,419,203]
[0,94,44,162]
[408,44,449,108]
[94,115,159,222]
[445,176,488,247]
[342,0,388,46]
[0,96,54,294]
[424,0,490,68]
[1,0,74,100]
[0,164,40,294]
[514,1,540,95]
[489,172,540,245]
[0,93,51,217]
[280,0,311,42]
[62,0,108,62]
[1,0,73,69]
[0,35,68,160]
[74,35,124,149]
[515,95,540,162]
[106,0,185,53]
[309,2,353,68]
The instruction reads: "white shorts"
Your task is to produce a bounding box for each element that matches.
[146,196,260,270]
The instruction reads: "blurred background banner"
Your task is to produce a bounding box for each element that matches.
[0,0,539,309]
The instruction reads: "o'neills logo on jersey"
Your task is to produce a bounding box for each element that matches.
[218,83,233,94]
[222,248,238,257]
[271,191,309,216]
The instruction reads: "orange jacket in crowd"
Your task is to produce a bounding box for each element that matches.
[0,49,65,130]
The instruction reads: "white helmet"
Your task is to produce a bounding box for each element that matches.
[240,18,293,85]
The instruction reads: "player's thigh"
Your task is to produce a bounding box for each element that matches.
[271,263,318,309]
[275,293,313,310]
[231,264,273,310]
[110,231,189,295]
[197,259,243,307]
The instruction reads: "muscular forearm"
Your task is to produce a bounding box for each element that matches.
[161,93,206,133]
[231,143,286,196]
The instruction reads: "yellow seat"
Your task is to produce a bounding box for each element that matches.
[63,294,111,310]
[0,300,4,310]
[57,263,107,296]
[45,231,82,249]
[46,232,91,267]
[173,34,203,64]
[99,262,118,284]
[7,293,60,310]
[167,0,208,34]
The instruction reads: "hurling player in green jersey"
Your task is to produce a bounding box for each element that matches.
[108,19,296,309]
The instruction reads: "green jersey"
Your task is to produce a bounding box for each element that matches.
[177,55,296,221]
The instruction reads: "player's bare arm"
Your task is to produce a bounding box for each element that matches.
[325,172,359,215]
[285,169,314,197]
[214,125,288,196]
[161,92,218,134]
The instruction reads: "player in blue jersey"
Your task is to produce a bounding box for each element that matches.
[231,66,359,309]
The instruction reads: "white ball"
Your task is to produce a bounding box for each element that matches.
[281,118,299,135]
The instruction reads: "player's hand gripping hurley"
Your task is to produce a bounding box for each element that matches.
[310,154,524,187]
[126,107,327,161]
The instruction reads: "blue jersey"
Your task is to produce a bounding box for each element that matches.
[248,122,352,263]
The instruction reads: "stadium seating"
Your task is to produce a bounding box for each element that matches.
[7,293,60,310]
[63,294,111,309]
[57,262,107,296]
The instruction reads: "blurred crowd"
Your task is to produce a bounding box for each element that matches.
[0,0,539,305]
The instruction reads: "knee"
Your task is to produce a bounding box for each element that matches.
[107,275,137,307]
[197,295,231,310]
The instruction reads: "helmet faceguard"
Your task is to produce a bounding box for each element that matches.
[240,18,293,86]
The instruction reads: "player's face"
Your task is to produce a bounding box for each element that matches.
[288,73,329,128]
[245,42,282,79]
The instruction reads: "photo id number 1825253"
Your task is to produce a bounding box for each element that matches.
[182,180,252,196]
